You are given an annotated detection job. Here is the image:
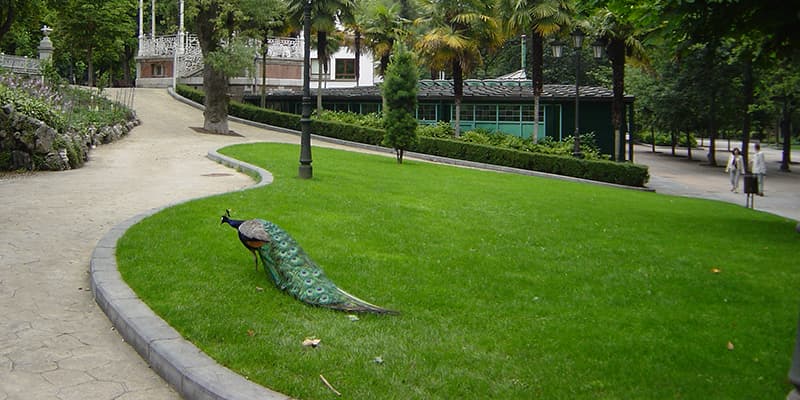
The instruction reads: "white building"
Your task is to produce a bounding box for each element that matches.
[134,0,377,93]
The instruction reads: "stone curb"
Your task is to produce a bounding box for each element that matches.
[167,87,653,192]
[90,152,288,400]
[91,89,655,399]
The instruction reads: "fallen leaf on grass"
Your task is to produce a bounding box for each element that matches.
[711,268,721,274]
[247,329,255,337]
[727,341,734,350]
[302,337,321,348]
[373,356,384,364]
[347,314,360,322]
[255,286,264,292]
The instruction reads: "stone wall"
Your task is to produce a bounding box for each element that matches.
[0,104,139,171]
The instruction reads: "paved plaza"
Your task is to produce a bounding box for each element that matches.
[0,88,797,399]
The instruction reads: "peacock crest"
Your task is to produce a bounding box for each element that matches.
[221,210,397,314]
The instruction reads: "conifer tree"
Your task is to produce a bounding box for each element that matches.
[381,44,418,163]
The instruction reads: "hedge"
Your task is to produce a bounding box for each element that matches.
[176,85,649,187]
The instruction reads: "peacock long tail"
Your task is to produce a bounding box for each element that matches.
[254,219,397,315]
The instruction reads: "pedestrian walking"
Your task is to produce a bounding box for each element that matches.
[726,148,745,193]
[751,142,766,196]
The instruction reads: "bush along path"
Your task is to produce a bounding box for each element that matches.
[176,84,650,187]
[0,74,137,171]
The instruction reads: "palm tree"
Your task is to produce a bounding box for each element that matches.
[591,7,648,161]
[289,0,355,112]
[416,0,501,137]
[357,0,408,78]
[499,0,573,143]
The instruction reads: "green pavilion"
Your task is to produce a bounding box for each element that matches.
[247,77,635,159]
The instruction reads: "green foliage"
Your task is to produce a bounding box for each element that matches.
[381,45,419,162]
[0,79,66,131]
[417,121,455,138]
[315,109,385,129]
[312,118,385,145]
[176,84,646,186]
[412,136,648,186]
[634,130,698,148]
[56,0,136,86]
[203,38,256,77]
[119,143,797,400]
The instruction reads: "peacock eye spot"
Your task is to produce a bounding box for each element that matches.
[316,287,323,292]
[304,279,313,285]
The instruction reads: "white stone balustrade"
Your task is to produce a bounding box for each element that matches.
[0,54,41,75]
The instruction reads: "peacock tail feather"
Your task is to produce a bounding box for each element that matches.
[253,219,397,314]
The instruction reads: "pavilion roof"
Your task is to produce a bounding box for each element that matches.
[266,79,633,103]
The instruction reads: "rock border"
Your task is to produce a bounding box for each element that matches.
[90,151,290,400]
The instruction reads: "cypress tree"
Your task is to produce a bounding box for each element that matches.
[381,44,418,163]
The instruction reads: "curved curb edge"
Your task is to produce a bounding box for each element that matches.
[90,148,288,400]
[167,87,653,193]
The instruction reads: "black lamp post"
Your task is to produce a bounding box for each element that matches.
[298,0,313,179]
[551,29,604,158]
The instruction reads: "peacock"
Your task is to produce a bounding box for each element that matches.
[220,210,397,314]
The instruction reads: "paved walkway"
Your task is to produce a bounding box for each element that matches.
[0,89,303,400]
[1,88,798,400]
[634,141,799,222]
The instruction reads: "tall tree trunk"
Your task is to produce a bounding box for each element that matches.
[453,61,463,137]
[609,39,625,162]
[531,32,543,143]
[87,46,95,87]
[741,56,753,170]
[261,36,268,108]
[316,32,328,113]
[354,30,361,87]
[686,131,692,160]
[671,131,676,156]
[203,66,229,133]
[0,6,15,44]
[195,1,229,133]
[704,43,718,166]
[707,89,718,166]
[780,101,792,171]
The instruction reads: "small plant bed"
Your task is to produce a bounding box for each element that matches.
[0,73,136,171]
[117,143,797,399]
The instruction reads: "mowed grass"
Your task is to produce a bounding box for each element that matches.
[117,143,799,399]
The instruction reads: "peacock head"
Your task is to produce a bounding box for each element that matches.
[220,209,233,225]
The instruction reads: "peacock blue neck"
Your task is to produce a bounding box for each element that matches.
[222,216,244,228]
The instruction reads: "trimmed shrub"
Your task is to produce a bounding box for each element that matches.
[175,85,649,187]
[411,137,649,187]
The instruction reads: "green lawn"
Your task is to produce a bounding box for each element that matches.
[117,143,799,399]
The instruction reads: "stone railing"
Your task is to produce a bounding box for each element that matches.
[0,54,40,75]
[138,34,304,78]
[264,36,303,59]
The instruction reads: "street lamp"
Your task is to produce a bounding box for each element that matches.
[551,29,604,158]
[298,0,313,179]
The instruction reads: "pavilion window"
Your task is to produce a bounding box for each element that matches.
[498,105,520,121]
[475,105,496,122]
[459,104,475,121]
[417,104,437,121]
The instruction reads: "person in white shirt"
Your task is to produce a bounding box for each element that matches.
[751,142,766,196]
[725,148,745,193]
